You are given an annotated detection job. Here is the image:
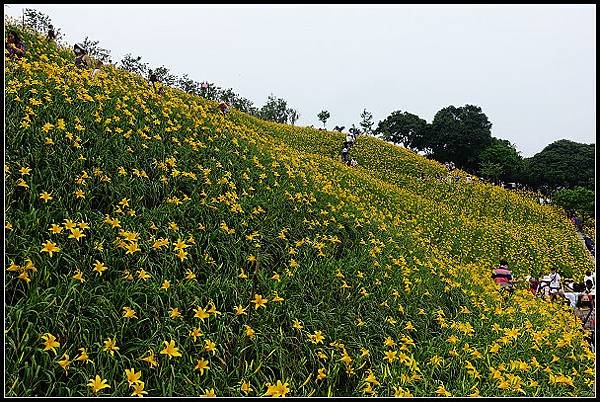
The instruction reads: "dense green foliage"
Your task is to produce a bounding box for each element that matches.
[425,105,493,172]
[553,187,595,218]
[318,110,330,128]
[258,94,299,125]
[523,140,595,190]
[375,110,427,150]
[479,138,524,183]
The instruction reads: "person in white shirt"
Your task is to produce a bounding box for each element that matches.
[341,144,349,163]
[549,267,561,294]
[538,275,552,297]
[345,133,354,146]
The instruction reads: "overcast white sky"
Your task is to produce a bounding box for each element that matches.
[5,4,596,157]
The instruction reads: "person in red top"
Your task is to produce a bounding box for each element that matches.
[6,31,25,58]
[218,101,230,116]
[528,274,540,295]
[492,260,514,291]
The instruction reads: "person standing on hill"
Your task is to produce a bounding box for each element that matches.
[6,31,25,58]
[549,267,561,295]
[346,132,355,147]
[537,275,552,297]
[200,81,210,98]
[577,280,595,309]
[219,101,230,116]
[47,25,57,42]
[341,143,349,164]
[584,270,595,289]
[73,43,92,68]
[527,274,540,295]
[583,236,594,255]
[491,260,514,291]
[91,60,104,79]
[148,69,160,92]
[349,126,361,140]
[574,216,583,231]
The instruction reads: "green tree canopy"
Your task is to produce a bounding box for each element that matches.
[24,8,52,32]
[360,109,374,135]
[374,110,427,150]
[81,36,111,63]
[478,137,524,183]
[317,110,330,128]
[260,94,289,123]
[259,94,298,124]
[426,105,493,172]
[120,54,148,76]
[177,74,200,95]
[24,8,63,41]
[152,65,178,87]
[553,187,595,218]
[524,139,595,190]
[479,161,504,183]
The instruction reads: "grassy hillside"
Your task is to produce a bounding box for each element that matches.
[5,24,595,397]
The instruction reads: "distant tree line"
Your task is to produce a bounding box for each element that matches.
[117,54,300,124]
[373,105,594,217]
[319,103,594,218]
[23,8,63,42]
[21,8,594,218]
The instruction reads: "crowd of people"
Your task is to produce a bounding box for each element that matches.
[564,210,595,256]
[430,162,475,184]
[492,260,596,349]
[338,127,358,167]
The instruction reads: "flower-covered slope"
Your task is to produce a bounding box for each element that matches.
[4,25,595,397]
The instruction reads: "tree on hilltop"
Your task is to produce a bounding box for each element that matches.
[81,36,111,63]
[152,66,178,87]
[177,74,200,95]
[259,94,298,124]
[260,94,289,123]
[360,108,374,135]
[478,137,524,183]
[427,104,493,172]
[219,88,259,116]
[318,110,330,129]
[24,8,63,41]
[523,139,594,190]
[553,187,595,218]
[120,54,148,76]
[375,110,427,150]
